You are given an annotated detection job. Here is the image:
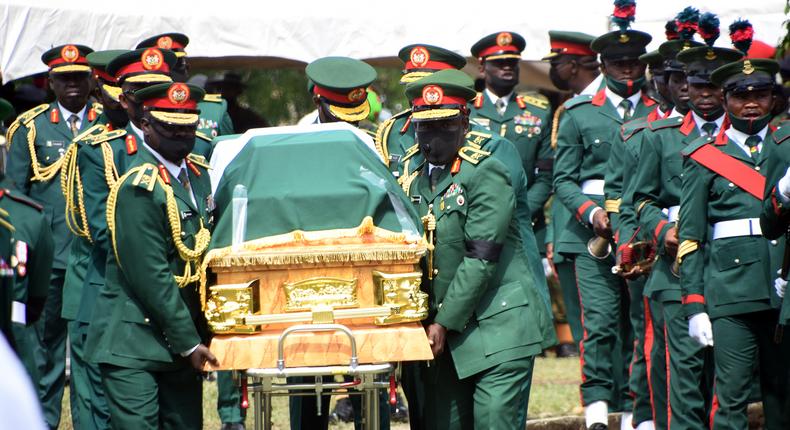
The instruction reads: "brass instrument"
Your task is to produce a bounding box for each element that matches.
[611,241,657,275]
[422,204,437,281]
[587,235,612,259]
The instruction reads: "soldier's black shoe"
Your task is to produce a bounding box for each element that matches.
[220,423,245,430]
[390,393,409,422]
[588,423,608,430]
[330,397,355,422]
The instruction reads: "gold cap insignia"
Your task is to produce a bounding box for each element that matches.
[705,49,717,61]
[347,87,367,103]
[167,83,190,104]
[422,85,444,105]
[496,32,513,47]
[61,45,79,62]
[619,33,630,43]
[410,46,430,68]
[141,48,164,71]
[157,36,173,50]
[743,60,755,75]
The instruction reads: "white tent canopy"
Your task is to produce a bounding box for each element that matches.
[0,0,785,83]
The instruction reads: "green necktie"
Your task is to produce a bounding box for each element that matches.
[619,99,633,122]
[745,135,762,162]
[701,122,717,136]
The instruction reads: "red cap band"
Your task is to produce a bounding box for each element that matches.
[404,60,455,72]
[478,44,520,59]
[412,95,467,107]
[313,85,367,105]
[550,40,595,56]
[48,56,89,67]
[93,68,116,83]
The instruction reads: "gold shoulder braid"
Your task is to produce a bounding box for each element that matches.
[374,116,395,162]
[100,142,119,188]
[107,163,211,288]
[551,104,566,150]
[399,158,420,195]
[5,104,49,149]
[60,142,91,240]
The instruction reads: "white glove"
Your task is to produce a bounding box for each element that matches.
[778,166,790,202]
[688,312,714,347]
[775,277,787,299]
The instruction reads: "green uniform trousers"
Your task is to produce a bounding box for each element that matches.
[647,298,668,429]
[39,268,68,429]
[627,278,653,426]
[217,370,245,424]
[574,252,632,411]
[419,352,534,430]
[662,299,714,430]
[11,320,43,385]
[99,363,203,430]
[710,311,790,430]
[556,260,583,344]
[68,320,110,430]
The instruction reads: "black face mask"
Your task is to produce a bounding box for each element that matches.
[149,121,195,163]
[416,124,464,166]
[688,100,724,122]
[104,107,129,128]
[727,112,772,135]
[549,67,570,91]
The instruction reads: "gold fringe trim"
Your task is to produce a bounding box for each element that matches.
[551,104,566,150]
[374,114,395,162]
[60,143,91,240]
[100,142,119,188]
[605,199,622,213]
[677,239,699,265]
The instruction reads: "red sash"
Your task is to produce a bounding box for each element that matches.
[688,144,765,200]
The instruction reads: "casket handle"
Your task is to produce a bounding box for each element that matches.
[277,324,358,372]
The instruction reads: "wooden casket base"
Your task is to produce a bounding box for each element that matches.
[209,322,433,370]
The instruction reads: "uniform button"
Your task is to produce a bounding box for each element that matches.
[438,303,443,309]
[728,182,734,187]
[755,166,761,171]
[594,139,600,143]
[734,258,740,263]
[501,301,507,307]
[772,240,778,246]
[144,317,150,323]
[181,231,187,237]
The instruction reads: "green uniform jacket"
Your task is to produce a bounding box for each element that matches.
[198,95,234,140]
[468,92,554,252]
[759,121,790,324]
[679,131,783,320]
[85,147,212,371]
[6,103,100,269]
[0,182,54,309]
[408,146,543,379]
[632,113,703,299]
[553,89,656,255]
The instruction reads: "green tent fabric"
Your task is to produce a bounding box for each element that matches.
[210,128,421,249]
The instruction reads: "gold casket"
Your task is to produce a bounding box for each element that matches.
[201,217,434,370]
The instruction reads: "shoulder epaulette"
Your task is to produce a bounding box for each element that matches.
[518,93,550,110]
[402,143,419,162]
[196,131,213,142]
[473,92,484,109]
[129,163,159,192]
[17,104,49,126]
[772,122,790,145]
[2,189,43,211]
[466,130,492,148]
[91,102,104,116]
[563,95,593,110]
[86,129,127,146]
[681,135,714,157]
[621,118,650,141]
[187,153,211,169]
[74,123,108,143]
[390,108,411,120]
[458,145,491,165]
[202,94,224,103]
[648,116,685,131]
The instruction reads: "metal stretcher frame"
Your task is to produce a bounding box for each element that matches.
[242,323,396,430]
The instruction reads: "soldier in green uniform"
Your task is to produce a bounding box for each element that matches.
[679,52,790,429]
[632,15,738,429]
[469,32,554,263]
[0,205,17,351]
[553,3,657,427]
[6,43,101,429]
[403,67,544,430]
[137,33,234,141]
[605,10,703,429]
[543,30,601,354]
[85,82,219,429]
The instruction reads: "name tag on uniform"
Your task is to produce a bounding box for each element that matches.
[411,196,422,205]
[180,210,194,220]
[46,140,65,148]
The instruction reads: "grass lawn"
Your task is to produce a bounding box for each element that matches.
[58,356,582,429]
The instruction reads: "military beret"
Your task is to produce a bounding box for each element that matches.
[41,44,94,74]
[107,48,176,85]
[136,33,190,58]
[135,82,204,126]
[543,31,596,60]
[397,44,466,84]
[0,98,15,122]
[710,59,779,93]
[471,31,525,61]
[306,56,377,122]
[677,46,743,84]
[404,69,476,122]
